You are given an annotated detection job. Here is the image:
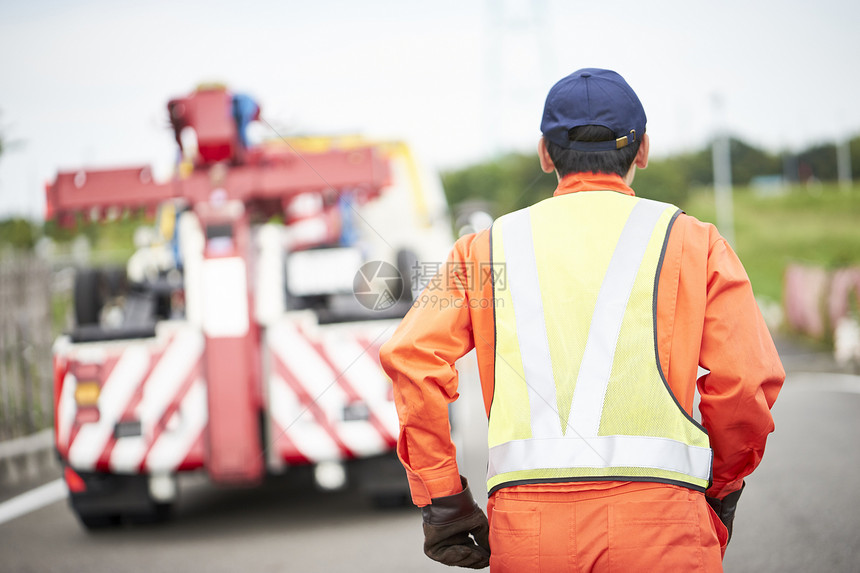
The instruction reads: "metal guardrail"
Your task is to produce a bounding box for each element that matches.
[0,428,58,486]
[0,428,53,461]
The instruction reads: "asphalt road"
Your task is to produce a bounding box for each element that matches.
[722,370,860,572]
[0,344,858,572]
[0,472,449,573]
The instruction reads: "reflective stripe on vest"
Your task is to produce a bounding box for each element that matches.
[487,192,712,493]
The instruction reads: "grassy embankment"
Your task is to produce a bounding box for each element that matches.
[683,183,860,304]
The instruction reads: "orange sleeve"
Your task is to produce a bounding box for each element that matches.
[658,215,784,499]
[379,234,480,506]
[696,226,785,498]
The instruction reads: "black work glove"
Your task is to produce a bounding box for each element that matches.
[421,476,490,569]
[706,481,745,545]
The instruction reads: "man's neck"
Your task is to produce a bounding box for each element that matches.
[553,172,635,197]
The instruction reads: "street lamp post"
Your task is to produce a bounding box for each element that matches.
[711,94,735,246]
[837,137,853,192]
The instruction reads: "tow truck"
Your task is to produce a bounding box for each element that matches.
[47,85,453,528]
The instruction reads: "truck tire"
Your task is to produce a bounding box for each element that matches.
[100,266,127,300]
[75,511,122,530]
[395,248,419,302]
[352,452,412,509]
[71,499,172,532]
[370,490,411,509]
[125,502,172,525]
[73,268,102,326]
[69,472,173,531]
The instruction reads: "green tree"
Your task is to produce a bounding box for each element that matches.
[441,151,557,217]
[440,135,838,217]
[675,137,783,190]
[633,155,693,206]
[0,218,37,249]
[727,138,782,185]
[796,142,838,181]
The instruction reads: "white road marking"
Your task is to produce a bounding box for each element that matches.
[0,479,67,526]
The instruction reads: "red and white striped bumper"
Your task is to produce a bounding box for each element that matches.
[264,317,400,468]
[54,315,402,478]
[55,323,207,476]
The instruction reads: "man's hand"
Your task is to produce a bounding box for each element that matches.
[706,482,745,544]
[421,477,490,569]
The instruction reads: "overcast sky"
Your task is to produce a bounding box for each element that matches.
[1,0,858,219]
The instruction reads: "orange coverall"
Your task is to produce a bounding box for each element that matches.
[380,172,785,571]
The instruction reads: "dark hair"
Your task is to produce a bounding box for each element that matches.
[545,125,641,178]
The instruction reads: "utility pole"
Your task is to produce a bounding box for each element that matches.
[482,0,554,159]
[711,94,735,246]
[837,137,853,192]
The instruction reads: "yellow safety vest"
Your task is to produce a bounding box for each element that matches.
[487,191,712,494]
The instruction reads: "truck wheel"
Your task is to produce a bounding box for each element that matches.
[74,268,102,326]
[68,472,173,531]
[125,502,172,525]
[352,452,412,509]
[395,248,419,301]
[370,491,411,509]
[75,511,122,530]
[71,496,172,531]
[100,266,128,299]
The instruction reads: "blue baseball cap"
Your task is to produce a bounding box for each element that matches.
[540,68,646,152]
